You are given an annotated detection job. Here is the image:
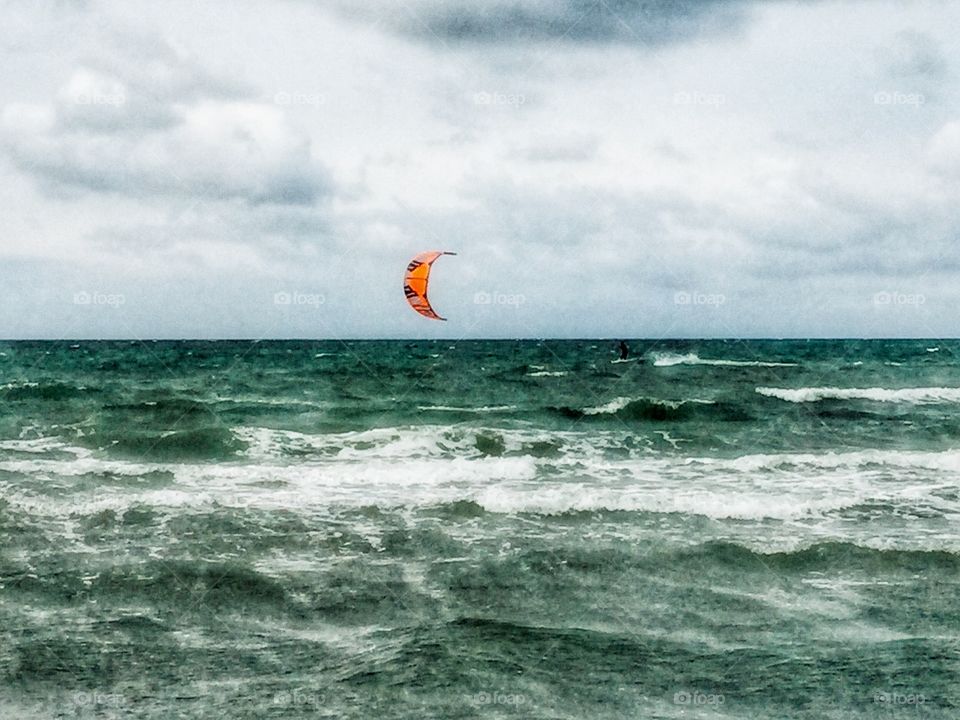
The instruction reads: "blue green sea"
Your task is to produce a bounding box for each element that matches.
[1,339,958,718]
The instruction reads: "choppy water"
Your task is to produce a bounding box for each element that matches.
[1,340,958,718]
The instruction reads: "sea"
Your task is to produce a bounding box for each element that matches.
[0,339,957,719]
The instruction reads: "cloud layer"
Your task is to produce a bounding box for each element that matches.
[2,35,329,204]
[0,0,958,338]
[333,0,749,45]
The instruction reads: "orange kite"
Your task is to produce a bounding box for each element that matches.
[403,251,455,321]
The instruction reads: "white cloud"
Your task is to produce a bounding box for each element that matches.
[927,120,960,177]
[1,32,330,205]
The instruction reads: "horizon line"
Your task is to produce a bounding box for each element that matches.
[0,337,956,343]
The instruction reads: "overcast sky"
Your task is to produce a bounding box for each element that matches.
[1,0,958,338]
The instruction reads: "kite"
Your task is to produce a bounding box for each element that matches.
[403,251,455,321]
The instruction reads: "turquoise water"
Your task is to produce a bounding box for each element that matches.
[1,340,958,718]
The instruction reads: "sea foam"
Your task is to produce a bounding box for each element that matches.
[652,352,796,367]
[756,386,960,404]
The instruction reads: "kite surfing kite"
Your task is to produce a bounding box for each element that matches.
[403,251,455,321]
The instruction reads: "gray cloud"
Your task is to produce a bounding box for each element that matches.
[333,0,753,46]
[881,31,949,81]
[1,34,330,205]
[517,134,600,162]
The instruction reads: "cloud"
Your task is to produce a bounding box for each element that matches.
[0,35,330,205]
[2,0,959,338]
[331,0,750,46]
[517,133,600,162]
[880,30,948,81]
[927,120,960,177]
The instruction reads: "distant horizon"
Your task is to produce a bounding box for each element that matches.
[0,337,957,343]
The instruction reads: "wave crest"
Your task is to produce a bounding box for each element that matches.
[652,352,797,368]
[756,386,960,404]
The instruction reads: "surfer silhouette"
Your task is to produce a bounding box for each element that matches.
[618,340,629,361]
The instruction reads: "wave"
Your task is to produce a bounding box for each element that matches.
[0,436,77,455]
[444,541,960,578]
[417,405,518,413]
[215,395,327,409]
[10,425,960,475]
[103,396,213,418]
[4,428,960,527]
[686,447,960,473]
[92,426,245,461]
[557,396,747,423]
[233,425,640,464]
[651,352,797,368]
[472,484,877,519]
[583,396,714,415]
[756,386,960,404]
[674,541,960,573]
[0,381,95,400]
[6,561,294,612]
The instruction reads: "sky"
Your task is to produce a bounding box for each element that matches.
[0,0,958,339]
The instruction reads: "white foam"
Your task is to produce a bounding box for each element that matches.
[474,484,871,520]
[416,405,517,413]
[583,397,637,415]
[651,352,796,367]
[582,396,714,415]
[233,425,638,465]
[214,395,327,409]
[235,425,475,461]
[527,371,567,377]
[474,450,960,520]
[1,455,540,518]
[0,436,87,455]
[686,447,960,473]
[3,429,960,529]
[653,430,685,449]
[756,386,960,404]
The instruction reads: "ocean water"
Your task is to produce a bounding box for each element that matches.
[1,339,958,719]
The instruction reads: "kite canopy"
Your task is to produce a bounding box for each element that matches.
[403,251,455,321]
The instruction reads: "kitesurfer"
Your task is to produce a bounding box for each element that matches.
[618,340,629,361]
